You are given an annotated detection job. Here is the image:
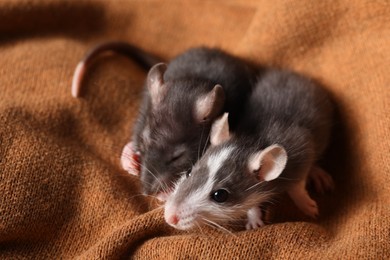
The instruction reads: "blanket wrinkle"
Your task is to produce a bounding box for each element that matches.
[0,1,105,40]
[0,0,389,259]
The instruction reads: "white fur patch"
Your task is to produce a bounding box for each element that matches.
[184,146,234,216]
[165,146,235,229]
[207,146,234,180]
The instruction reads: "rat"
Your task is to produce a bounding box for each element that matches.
[164,69,335,230]
[71,41,256,200]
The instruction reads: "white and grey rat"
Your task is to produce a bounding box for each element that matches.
[164,69,334,230]
[71,42,256,200]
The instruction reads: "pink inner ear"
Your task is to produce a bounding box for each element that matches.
[147,63,167,107]
[258,162,273,181]
[210,113,230,146]
[257,171,265,182]
[132,152,141,172]
[120,142,141,176]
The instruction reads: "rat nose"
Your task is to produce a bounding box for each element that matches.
[168,214,179,225]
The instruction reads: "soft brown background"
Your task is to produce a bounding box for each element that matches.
[0,0,389,259]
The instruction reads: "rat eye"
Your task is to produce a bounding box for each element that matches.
[185,168,192,178]
[211,189,229,203]
[169,154,182,163]
[169,149,185,164]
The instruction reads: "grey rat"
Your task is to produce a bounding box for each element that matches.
[164,69,334,230]
[71,42,255,200]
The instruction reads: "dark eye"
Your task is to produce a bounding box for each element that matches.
[211,189,229,203]
[170,155,182,163]
[169,150,185,164]
[185,168,192,178]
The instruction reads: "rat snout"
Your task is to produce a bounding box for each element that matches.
[167,214,179,225]
[164,200,199,230]
[164,205,179,226]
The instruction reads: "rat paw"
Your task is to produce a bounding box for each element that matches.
[308,166,334,194]
[300,199,319,219]
[120,142,141,176]
[246,207,265,230]
[288,181,320,218]
[246,218,265,230]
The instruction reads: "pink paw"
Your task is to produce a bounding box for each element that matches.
[308,166,334,194]
[120,142,141,176]
[300,198,319,219]
[246,207,265,230]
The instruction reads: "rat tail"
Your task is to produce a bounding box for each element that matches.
[71,41,162,98]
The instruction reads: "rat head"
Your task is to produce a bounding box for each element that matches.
[121,63,226,200]
[164,113,288,230]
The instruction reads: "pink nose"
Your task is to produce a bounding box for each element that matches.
[168,214,179,225]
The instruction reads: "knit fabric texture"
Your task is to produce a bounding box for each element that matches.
[0,0,389,259]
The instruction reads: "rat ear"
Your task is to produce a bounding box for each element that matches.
[193,84,225,123]
[210,113,231,146]
[147,63,168,107]
[248,144,287,181]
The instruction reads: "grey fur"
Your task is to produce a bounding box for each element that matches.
[170,69,334,225]
[132,47,255,195]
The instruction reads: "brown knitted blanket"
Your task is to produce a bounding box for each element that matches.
[1,0,389,258]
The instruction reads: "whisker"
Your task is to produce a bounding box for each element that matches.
[195,221,205,236]
[277,176,300,181]
[142,166,165,193]
[198,125,206,161]
[202,218,236,237]
[154,204,165,210]
[245,181,266,191]
[201,131,210,157]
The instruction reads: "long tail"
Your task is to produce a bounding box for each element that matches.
[71,41,162,98]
